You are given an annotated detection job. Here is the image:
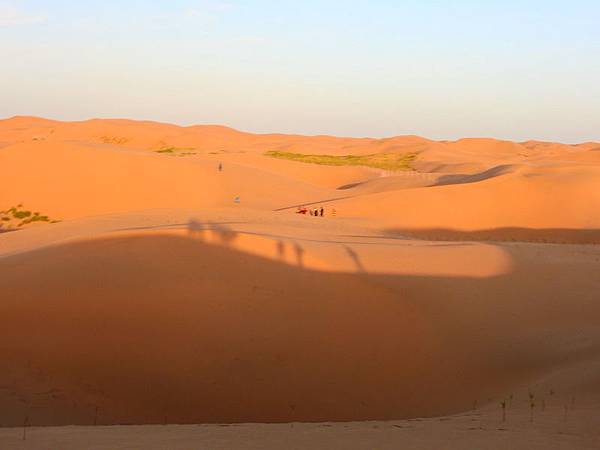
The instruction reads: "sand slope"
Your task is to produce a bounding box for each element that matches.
[1,215,600,426]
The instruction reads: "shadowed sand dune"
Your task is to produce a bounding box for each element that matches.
[1,229,600,426]
[431,164,517,187]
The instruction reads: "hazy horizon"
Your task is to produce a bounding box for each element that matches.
[5,113,600,145]
[1,0,599,142]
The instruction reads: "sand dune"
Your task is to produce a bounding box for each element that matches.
[2,116,599,237]
[332,165,600,240]
[1,221,600,426]
[0,139,328,220]
[1,117,600,434]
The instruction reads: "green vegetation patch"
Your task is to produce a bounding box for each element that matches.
[155,146,197,157]
[265,150,418,171]
[0,204,59,231]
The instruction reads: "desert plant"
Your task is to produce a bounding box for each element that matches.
[1,204,57,229]
[529,392,535,422]
[22,415,28,441]
[12,209,31,219]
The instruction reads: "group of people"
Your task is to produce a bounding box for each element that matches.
[296,206,325,217]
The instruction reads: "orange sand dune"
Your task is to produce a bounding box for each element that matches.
[333,164,600,240]
[1,117,600,431]
[2,116,599,238]
[0,140,328,220]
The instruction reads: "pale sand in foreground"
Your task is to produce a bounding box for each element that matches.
[2,397,599,450]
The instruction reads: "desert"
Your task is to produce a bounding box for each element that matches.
[1,116,600,448]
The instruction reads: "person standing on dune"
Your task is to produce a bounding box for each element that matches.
[320,207,324,217]
[218,162,223,172]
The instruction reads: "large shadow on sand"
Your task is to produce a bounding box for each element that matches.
[1,231,600,426]
[430,165,515,187]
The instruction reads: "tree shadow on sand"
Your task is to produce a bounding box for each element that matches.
[187,219,238,246]
[344,245,366,273]
[293,243,305,267]
[276,240,286,261]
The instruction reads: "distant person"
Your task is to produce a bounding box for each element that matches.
[218,163,223,172]
[319,207,324,217]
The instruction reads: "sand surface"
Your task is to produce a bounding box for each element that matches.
[2,398,600,450]
[1,117,599,447]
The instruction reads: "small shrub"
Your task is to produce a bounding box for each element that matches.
[12,210,32,219]
[529,392,535,422]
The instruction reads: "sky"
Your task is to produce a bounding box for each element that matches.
[1,0,599,142]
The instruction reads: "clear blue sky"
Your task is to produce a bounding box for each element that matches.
[1,0,599,142]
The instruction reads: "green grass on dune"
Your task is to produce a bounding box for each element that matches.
[155,146,197,156]
[0,204,59,231]
[265,150,418,171]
